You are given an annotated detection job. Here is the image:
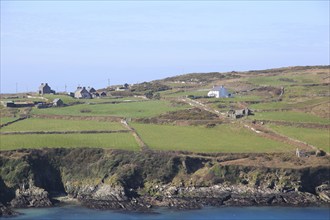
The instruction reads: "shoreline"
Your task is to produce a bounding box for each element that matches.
[1,148,329,217]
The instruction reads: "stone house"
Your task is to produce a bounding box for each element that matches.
[38,83,54,95]
[228,108,253,119]
[207,85,231,98]
[74,87,92,99]
[88,87,96,93]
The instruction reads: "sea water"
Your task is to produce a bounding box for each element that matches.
[4,205,329,220]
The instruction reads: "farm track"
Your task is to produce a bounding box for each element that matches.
[253,120,330,129]
[245,123,318,152]
[0,130,130,135]
[179,98,228,119]
[180,97,323,153]
[120,119,149,151]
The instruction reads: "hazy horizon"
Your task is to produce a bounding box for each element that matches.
[1,1,329,93]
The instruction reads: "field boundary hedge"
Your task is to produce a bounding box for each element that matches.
[0,130,130,135]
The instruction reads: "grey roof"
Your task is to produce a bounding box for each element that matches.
[53,98,61,102]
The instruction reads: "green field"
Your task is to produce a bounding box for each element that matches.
[0,117,18,125]
[31,100,189,118]
[250,111,329,124]
[246,74,321,86]
[0,133,139,151]
[0,118,126,132]
[132,123,294,153]
[269,125,330,153]
[249,97,328,110]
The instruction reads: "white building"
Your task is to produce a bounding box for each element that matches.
[207,85,231,98]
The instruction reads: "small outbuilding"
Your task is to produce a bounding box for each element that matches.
[53,98,64,107]
[100,92,107,97]
[92,92,100,98]
[228,108,253,119]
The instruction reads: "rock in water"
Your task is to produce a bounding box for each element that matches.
[0,202,18,217]
[10,186,52,208]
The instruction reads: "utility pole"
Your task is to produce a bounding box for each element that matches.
[108,78,110,88]
[15,83,18,94]
[65,84,67,93]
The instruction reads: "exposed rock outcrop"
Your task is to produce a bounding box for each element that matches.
[0,202,18,217]
[0,148,329,215]
[10,184,52,208]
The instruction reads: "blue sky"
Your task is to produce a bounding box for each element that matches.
[1,1,329,93]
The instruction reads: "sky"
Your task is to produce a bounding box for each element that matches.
[1,1,329,93]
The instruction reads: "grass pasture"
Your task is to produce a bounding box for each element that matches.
[246,73,321,86]
[269,125,330,153]
[0,133,139,151]
[0,118,126,132]
[31,100,189,118]
[0,117,18,126]
[250,111,329,124]
[132,123,294,153]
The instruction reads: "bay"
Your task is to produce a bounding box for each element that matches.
[5,205,330,220]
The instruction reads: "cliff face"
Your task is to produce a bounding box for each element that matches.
[0,148,329,213]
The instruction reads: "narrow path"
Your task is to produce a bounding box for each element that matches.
[244,123,318,152]
[120,119,148,151]
[179,97,227,118]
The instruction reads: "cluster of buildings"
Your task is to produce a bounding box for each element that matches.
[70,86,107,99]
[207,85,253,119]
[38,83,107,99]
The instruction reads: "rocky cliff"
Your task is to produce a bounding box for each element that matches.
[0,148,329,216]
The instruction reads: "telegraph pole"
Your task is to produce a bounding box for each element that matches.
[15,83,18,93]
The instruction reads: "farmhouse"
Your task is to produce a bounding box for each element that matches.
[88,87,96,93]
[38,83,54,95]
[207,85,231,98]
[74,87,92,99]
[228,108,253,119]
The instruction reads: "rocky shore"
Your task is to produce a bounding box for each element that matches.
[0,148,329,216]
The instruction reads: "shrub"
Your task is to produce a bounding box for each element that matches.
[80,109,92,113]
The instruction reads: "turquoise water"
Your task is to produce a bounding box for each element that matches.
[5,205,330,220]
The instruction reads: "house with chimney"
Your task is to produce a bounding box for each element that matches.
[38,83,54,95]
[74,87,92,99]
[207,85,232,98]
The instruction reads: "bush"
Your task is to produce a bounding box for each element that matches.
[80,109,92,113]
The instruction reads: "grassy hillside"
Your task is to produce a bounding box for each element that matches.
[1,65,329,153]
